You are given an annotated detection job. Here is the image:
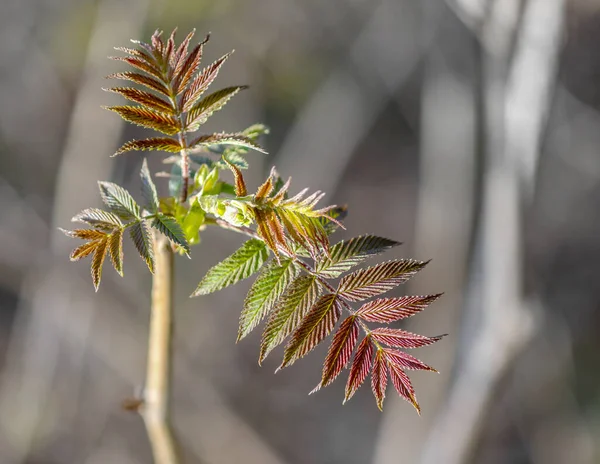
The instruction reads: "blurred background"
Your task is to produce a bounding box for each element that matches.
[1,0,599,463]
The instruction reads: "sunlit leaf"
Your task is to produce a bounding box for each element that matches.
[192,239,268,296]
[106,72,170,96]
[152,214,189,253]
[186,86,248,130]
[239,259,298,341]
[129,220,154,272]
[344,336,373,403]
[316,235,401,278]
[140,158,159,211]
[312,315,359,392]
[370,328,445,349]
[280,293,341,369]
[386,358,420,414]
[259,275,320,364]
[98,181,140,221]
[371,349,388,411]
[355,294,443,323]
[337,260,428,302]
[91,237,108,291]
[181,53,232,111]
[71,208,123,230]
[105,87,174,114]
[113,137,181,156]
[108,229,124,276]
[104,106,179,135]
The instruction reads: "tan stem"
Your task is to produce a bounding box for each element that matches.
[142,233,180,464]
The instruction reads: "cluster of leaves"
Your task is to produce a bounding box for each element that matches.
[195,225,444,411]
[62,29,445,411]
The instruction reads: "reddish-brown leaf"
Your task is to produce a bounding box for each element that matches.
[337,259,429,302]
[91,237,108,291]
[344,335,374,403]
[104,106,179,135]
[387,360,420,414]
[113,138,182,156]
[69,240,101,261]
[356,294,443,323]
[381,348,437,372]
[313,315,359,393]
[370,328,445,349]
[173,41,205,94]
[106,72,170,96]
[280,294,342,369]
[171,30,197,77]
[371,349,388,411]
[105,87,174,114]
[181,53,232,111]
[222,157,247,196]
[61,228,107,240]
[110,56,163,80]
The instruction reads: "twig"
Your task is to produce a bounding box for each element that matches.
[141,232,180,464]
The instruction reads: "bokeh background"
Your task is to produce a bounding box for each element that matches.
[1,0,599,463]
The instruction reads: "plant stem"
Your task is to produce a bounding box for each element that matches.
[142,232,180,464]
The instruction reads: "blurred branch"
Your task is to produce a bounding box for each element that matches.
[419,0,565,462]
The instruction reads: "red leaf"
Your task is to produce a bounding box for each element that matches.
[387,360,420,414]
[356,294,443,323]
[312,316,359,393]
[371,350,388,411]
[370,328,445,349]
[344,336,374,403]
[181,53,232,111]
[337,260,429,302]
[381,348,437,372]
[280,294,342,369]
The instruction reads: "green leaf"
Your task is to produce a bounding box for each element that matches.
[186,86,248,130]
[71,208,123,230]
[152,214,190,253]
[189,133,267,154]
[168,163,182,198]
[98,182,140,221]
[129,220,154,272]
[316,235,401,278]
[182,198,205,245]
[280,293,342,369]
[238,259,299,341]
[140,158,159,212]
[192,239,268,296]
[259,275,321,364]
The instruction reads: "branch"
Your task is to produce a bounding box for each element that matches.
[141,232,180,464]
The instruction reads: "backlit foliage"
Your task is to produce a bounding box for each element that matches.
[62,29,444,412]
